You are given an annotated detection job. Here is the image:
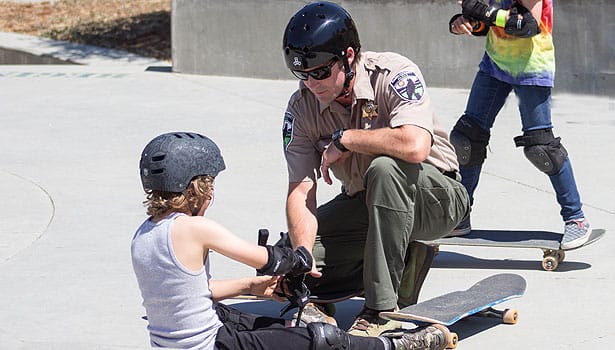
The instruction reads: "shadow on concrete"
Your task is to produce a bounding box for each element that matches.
[145,66,172,73]
[448,315,508,342]
[432,251,591,272]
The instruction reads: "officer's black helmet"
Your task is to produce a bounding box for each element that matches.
[283,1,361,72]
[140,132,226,193]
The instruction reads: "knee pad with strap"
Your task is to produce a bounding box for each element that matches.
[514,129,568,176]
[308,322,350,350]
[450,115,491,167]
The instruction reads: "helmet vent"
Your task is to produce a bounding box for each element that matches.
[303,24,310,32]
[173,132,197,139]
[152,155,166,162]
[151,168,164,175]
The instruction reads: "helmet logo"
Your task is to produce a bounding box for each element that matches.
[292,57,302,67]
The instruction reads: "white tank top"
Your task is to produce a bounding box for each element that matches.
[131,212,223,349]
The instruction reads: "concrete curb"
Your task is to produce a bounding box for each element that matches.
[0,32,168,67]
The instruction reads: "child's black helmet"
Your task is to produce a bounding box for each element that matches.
[283,1,361,72]
[140,132,226,193]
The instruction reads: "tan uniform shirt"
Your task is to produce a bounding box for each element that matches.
[282,51,459,196]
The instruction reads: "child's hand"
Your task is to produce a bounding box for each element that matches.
[249,275,285,302]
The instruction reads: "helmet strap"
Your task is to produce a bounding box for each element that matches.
[339,50,355,98]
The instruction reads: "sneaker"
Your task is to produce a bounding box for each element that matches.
[347,306,401,337]
[386,324,449,350]
[293,302,337,327]
[561,218,591,250]
[447,211,471,237]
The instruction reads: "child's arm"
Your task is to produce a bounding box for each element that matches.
[209,275,283,302]
[519,0,542,21]
[173,216,311,276]
[174,216,269,269]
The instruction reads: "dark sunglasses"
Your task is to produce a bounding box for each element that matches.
[291,59,339,81]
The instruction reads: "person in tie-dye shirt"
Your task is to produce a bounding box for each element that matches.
[447,0,591,249]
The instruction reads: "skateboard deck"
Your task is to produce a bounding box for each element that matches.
[380,273,526,327]
[422,229,605,271]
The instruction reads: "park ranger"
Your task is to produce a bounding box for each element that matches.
[281,1,470,336]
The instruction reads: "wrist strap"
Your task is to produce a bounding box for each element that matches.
[495,10,507,27]
[332,128,348,152]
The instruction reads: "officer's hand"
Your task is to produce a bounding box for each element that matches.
[321,144,350,185]
[309,254,322,278]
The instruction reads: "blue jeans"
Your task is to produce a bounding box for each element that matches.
[460,71,584,221]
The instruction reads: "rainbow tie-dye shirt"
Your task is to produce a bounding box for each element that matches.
[479,0,555,87]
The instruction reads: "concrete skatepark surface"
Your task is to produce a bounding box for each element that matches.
[1,35,614,349]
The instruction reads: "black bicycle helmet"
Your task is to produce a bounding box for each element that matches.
[283,1,361,72]
[140,132,226,193]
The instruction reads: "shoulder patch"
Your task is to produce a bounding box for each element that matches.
[390,71,425,102]
[282,112,295,150]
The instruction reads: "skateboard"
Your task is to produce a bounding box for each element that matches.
[380,273,526,349]
[422,229,605,271]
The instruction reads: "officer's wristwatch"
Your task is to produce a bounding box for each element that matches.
[331,128,348,152]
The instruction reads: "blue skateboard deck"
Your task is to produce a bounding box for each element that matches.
[380,273,526,326]
[422,229,605,271]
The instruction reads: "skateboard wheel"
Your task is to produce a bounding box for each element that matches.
[447,332,458,349]
[556,250,566,263]
[502,308,518,324]
[542,256,558,271]
[433,324,457,349]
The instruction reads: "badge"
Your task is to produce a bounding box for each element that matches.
[361,101,378,120]
[390,71,425,102]
[282,112,295,150]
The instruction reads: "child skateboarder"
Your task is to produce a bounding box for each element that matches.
[131,131,450,349]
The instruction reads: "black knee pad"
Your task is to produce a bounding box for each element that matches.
[450,116,491,167]
[308,322,350,350]
[514,129,568,176]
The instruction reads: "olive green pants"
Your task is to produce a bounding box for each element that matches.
[305,157,469,311]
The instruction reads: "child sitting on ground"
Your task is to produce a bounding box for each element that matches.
[131,131,449,350]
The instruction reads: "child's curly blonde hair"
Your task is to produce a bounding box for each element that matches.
[144,175,214,217]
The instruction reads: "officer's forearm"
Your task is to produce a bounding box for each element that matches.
[342,126,431,164]
[286,182,318,251]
